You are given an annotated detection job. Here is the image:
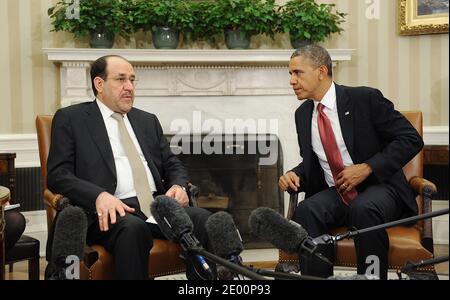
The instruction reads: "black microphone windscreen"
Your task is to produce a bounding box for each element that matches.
[248,207,308,254]
[205,211,243,259]
[150,195,194,243]
[51,206,87,262]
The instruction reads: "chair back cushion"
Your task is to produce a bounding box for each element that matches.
[36,115,53,191]
[401,111,423,181]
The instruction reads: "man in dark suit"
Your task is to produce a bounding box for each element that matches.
[47,55,214,280]
[278,45,423,279]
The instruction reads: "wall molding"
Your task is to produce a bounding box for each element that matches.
[423,126,449,146]
[1,127,448,168]
[0,134,39,167]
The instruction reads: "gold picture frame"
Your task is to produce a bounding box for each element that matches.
[398,0,449,35]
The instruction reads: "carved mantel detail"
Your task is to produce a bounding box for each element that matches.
[44,48,355,107]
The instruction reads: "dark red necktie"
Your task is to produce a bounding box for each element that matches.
[317,103,357,205]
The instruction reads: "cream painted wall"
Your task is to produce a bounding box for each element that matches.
[0,0,448,134]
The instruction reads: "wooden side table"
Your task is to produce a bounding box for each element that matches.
[0,186,10,280]
[0,153,16,204]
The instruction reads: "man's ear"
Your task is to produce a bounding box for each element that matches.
[319,65,328,80]
[94,77,104,94]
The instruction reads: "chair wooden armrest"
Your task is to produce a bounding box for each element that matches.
[409,176,437,253]
[187,183,199,207]
[285,189,300,220]
[409,176,437,197]
[43,189,65,210]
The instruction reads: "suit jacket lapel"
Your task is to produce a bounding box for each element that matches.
[84,101,117,179]
[335,84,355,159]
[127,109,163,190]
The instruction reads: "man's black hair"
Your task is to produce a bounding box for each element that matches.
[90,55,130,96]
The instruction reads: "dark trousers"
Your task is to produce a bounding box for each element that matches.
[5,210,26,251]
[293,184,406,280]
[87,197,215,280]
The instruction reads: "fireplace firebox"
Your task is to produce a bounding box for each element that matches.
[167,134,283,249]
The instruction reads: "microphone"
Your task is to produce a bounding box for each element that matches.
[208,211,325,280]
[206,211,243,260]
[47,205,88,280]
[248,207,332,265]
[205,211,244,279]
[150,195,213,279]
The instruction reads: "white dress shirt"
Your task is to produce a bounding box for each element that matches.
[96,99,157,199]
[311,82,354,187]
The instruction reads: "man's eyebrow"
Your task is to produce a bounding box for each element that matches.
[116,73,135,78]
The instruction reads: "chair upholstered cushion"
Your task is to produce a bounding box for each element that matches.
[148,239,186,278]
[331,227,433,269]
[80,245,115,280]
[6,235,40,262]
[80,239,185,280]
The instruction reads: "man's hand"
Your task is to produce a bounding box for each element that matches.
[95,192,135,231]
[335,163,372,195]
[278,171,301,192]
[166,185,189,207]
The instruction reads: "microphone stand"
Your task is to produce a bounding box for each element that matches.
[245,266,326,280]
[188,246,267,280]
[401,256,449,273]
[313,208,449,245]
[178,230,265,280]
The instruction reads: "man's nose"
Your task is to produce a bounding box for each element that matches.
[123,80,134,90]
[289,76,296,86]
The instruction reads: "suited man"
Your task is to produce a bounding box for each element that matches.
[47,55,214,280]
[278,45,423,279]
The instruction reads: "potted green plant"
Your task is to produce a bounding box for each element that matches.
[186,0,221,46]
[48,0,133,48]
[209,0,278,49]
[133,0,195,49]
[278,0,346,48]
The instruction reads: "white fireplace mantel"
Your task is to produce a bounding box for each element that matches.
[43,48,355,107]
[44,48,354,64]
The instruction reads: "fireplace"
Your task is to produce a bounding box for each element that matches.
[168,134,283,249]
[43,48,354,247]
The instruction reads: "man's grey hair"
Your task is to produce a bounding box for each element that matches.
[291,45,333,77]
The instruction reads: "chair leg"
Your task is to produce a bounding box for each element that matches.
[8,263,14,273]
[28,258,40,280]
